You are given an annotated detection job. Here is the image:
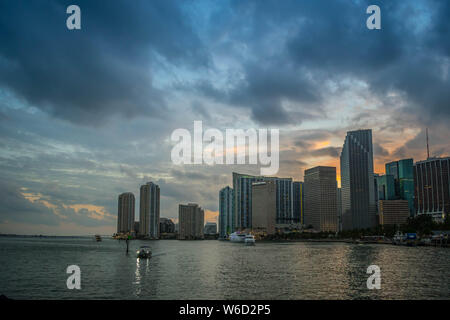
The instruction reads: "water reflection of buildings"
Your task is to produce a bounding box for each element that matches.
[343,244,381,299]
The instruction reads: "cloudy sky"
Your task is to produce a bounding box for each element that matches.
[1,0,449,235]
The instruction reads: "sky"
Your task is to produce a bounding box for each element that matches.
[1,0,450,235]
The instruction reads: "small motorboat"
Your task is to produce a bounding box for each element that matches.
[244,234,256,245]
[94,235,102,242]
[137,246,152,259]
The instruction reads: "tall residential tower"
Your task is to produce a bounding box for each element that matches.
[117,192,135,234]
[139,182,160,238]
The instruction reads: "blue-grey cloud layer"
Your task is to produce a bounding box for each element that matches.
[0,0,208,125]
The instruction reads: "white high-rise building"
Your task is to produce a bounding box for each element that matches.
[139,182,160,238]
[117,192,135,234]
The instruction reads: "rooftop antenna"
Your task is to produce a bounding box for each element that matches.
[426,128,430,159]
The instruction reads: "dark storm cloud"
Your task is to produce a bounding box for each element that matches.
[294,140,312,150]
[2,0,449,127]
[225,63,320,125]
[310,147,341,158]
[170,169,210,181]
[0,0,208,125]
[374,143,390,157]
[190,101,212,121]
[280,159,308,168]
[193,0,450,126]
[0,179,115,228]
[119,165,138,180]
[0,181,58,226]
[291,130,335,150]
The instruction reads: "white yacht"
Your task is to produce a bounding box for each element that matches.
[244,234,256,245]
[229,232,246,243]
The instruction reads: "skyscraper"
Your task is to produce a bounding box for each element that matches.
[117,192,135,234]
[337,188,342,231]
[385,160,400,195]
[293,181,304,224]
[386,159,415,217]
[232,172,293,230]
[251,181,276,235]
[414,157,450,222]
[139,182,160,238]
[304,166,338,232]
[219,186,234,238]
[375,174,396,200]
[378,200,409,226]
[178,203,204,240]
[340,129,376,230]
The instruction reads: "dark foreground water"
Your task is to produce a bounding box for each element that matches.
[0,236,449,299]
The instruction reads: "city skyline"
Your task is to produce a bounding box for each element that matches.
[3,125,447,236]
[2,1,450,235]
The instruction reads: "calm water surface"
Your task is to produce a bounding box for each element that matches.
[0,236,449,299]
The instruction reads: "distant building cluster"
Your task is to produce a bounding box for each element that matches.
[115,172,214,239]
[115,181,210,240]
[218,129,450,238]
[115,181,162,239]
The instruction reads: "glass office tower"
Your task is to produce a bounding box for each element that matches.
[386,159,415,217]
[340,129,376,230]
[375,174,396,200]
